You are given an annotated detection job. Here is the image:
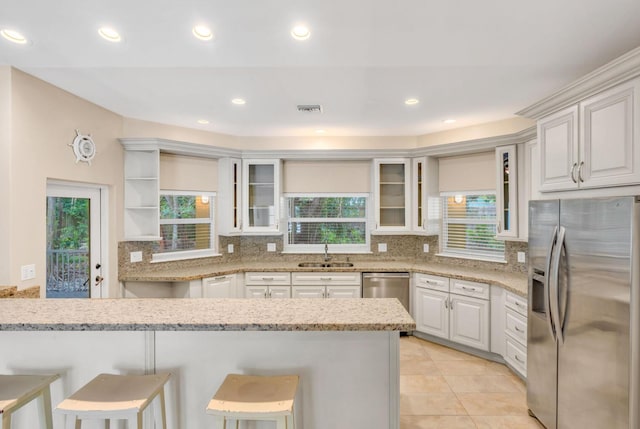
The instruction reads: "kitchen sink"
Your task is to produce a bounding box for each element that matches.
[297,262,354,268]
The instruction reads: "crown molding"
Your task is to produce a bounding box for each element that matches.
[119,126,536,160]
[516,46,640,119]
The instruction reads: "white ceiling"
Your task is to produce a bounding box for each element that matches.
[1,0,639,137]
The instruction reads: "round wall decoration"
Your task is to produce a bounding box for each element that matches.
[69,129,96,164]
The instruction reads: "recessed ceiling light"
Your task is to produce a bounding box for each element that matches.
[231,98,246,105]
[315,129,326,134]
[197,119,210,124]
[1,29,28,44]
[404,98,419,105]
[192,25,213,41]
[98,27,121,42]
[291,25,310,40]
[443,119,457,124]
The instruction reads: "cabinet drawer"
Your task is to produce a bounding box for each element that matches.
[505,308,527,345]
[244,272,291,285]
[505,337,527,377]
[451,279,489,300]
[292,272,361,285]
[505,291,527,316]
[414,273,450,292]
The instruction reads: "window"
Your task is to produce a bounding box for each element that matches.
[285,194,369,252]
[152,191,216,261]
[440,192,505,261]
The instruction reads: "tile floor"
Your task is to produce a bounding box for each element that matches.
[400,336,545,429]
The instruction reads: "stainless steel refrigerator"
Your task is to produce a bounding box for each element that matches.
[527,197,640,429]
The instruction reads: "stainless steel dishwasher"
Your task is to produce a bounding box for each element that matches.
[362,272,410,313]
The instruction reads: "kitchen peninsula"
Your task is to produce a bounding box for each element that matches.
[0,298,414,429]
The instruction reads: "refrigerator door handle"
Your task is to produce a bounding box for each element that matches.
[544,225,559,342]
[550,226,566,345]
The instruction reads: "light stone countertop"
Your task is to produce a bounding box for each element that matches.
[0,298,415,332]
[120,261,528,297]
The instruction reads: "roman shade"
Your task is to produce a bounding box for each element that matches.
[438,151,496,192]
[283,160,371,193]
[160,154,217,191]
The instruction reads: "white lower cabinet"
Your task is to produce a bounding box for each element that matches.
[292,272,362,299]
[244,272,291,299]
[504,291,528,377]
[414,274,490,352]
[202,275,237,298]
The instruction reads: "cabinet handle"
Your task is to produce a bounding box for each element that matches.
[515,355,524,363]
[320,277,332,281]
[497,220,502,233]
[425,280,439,286]
[578,161,585,183]
[444,299,448,309]
[322,291,326,298]
[264,291,268,298]
[461,286,477,292]
[514,325,523,333]
[214,276,226,281]
[449,298,453,310]
[570,163,578,183]
[262,277,274,281]
[422,219,426,230]
[268,290,273,298]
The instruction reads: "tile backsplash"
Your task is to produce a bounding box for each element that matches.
[119,234,527,278]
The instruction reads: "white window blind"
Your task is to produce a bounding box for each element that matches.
[283,161,371,193]
[441,192,505,261]
[438,152,496,192]
[285,194,369,252]
[160,154,218,191]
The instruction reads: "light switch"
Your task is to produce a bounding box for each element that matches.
[20,264,36,280]
[227,244,234,254]
[378,243,387,252]
[517,252,526,263]
[130,251,143,263]
[423,244,430,253]
[267,243,277,252]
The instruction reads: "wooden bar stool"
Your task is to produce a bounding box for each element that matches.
[0,374,59,429]
[55,373,170,429]
[206,374,298,429]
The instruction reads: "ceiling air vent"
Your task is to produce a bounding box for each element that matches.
[297,104,323,113]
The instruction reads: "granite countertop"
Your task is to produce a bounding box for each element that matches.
[0,298,415,332]
[120,261,528,297]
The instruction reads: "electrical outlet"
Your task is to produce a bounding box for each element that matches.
[517,251,526,263]
[227,244,234,254]
[423,243,430,253]
[378,243,387,252]
[20,264,36,280]
[267,243,276,252]
[130,251,143,263]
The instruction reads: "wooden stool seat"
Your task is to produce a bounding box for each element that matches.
[56,373,170,429]
[206,374,298,429]
[0,374,59,429]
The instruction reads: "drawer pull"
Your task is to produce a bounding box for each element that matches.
[213,276,226,281]
[262,277,274,281]
[514,325,524,333]
[320,277,332,281]
[461,286,477,292]
[515,355,524,363]
[514,300,524,308]
[425,280,440,285]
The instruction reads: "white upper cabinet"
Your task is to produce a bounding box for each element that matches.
[242,159,282,233]
[411,157,439,234]
[579,78,640,188]
[537,77,640,193]
[495,145,518,239]
[123,149,161,240]
[217,158,242,234]
[374,159,411,232]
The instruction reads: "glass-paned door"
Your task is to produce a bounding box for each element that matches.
[46,184,103,298]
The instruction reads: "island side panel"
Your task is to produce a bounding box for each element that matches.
[0,331,152,429]
[156,330,398,429]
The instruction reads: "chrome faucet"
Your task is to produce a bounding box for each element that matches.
[324,243,332,262]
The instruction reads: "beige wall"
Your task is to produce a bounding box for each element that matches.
[417,117,534,147]
[10,69,124,296]
[0,67,11,284]
[160,154,218,191]
[123,117,236,148]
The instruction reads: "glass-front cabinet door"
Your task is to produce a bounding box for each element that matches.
[495,145,518,239]
[243,159,281,232]
[374,159,411,231]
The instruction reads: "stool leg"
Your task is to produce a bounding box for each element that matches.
[1,411,11,429]
[37,386,54,429]
[153,389,167,429]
